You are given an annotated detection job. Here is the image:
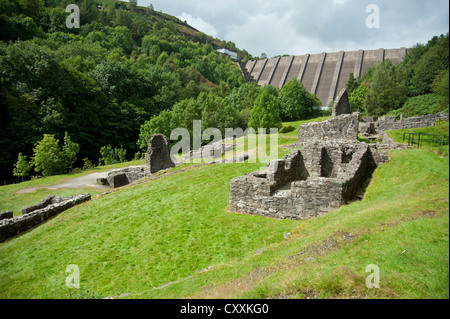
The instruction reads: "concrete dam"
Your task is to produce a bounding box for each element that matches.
[240,48,408,106]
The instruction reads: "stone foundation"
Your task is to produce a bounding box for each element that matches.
[229,141,389,220]
[0,194,91,242]
[359,112,449,134]
[97,167,146,188]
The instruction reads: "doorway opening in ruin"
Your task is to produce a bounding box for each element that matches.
[320,148,335,178]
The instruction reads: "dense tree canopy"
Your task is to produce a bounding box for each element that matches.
[0,0,248,181]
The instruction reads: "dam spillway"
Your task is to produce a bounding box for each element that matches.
[240,48,408,106]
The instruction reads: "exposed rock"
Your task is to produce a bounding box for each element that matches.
[0,210,13,221]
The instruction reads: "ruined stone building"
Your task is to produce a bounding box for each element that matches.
[229,104,390,220]
[229,140,389,220]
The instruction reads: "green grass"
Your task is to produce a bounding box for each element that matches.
[0,160,145,216]
[0,116,448,299]
[0,161,297,298]
[387,121,449,155]
[133,149,449,299]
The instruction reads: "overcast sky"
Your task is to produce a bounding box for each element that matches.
[137,0,449,58]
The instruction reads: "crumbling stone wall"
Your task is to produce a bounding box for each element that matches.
[0,210,13,220]
[146,134,176,174]
[185,142,235,161]
[359,112,449,134]
[0,194,91,242]
[332,88,351,118]
[229,141,388,220]
[97,167,146,188]
[298,113,360,146]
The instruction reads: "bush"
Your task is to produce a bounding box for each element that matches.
[387,94,441,117]
[82,158,95,170]
[248,90,282,131]
[13,153,32,181]
[99,145,127,166]
[278,79,318,121]
[62,132,80,170]
[279,125,296,133]
[31,134,66,176]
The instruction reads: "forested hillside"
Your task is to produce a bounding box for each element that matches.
[0,0,252,182]
[1,0,448,184]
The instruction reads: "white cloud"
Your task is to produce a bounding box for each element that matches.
[177,12,219,38]
[139,0,449,57]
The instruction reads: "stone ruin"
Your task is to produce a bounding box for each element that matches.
[332,88,351,118]
[229,141,389,220]
[145,134,176,174]
[97,166,146,188]
[229,107,391,220]
[97,134,176,188]
[0,194,91,242]
[359,112,449,136]
[298,112,360,146]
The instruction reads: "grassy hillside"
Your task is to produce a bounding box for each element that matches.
[0,119,448,299]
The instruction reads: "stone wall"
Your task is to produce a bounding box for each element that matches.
[0,194,91,243]
[97,167,146,188]
[298,113,360,146]
[331,88,351,118]
[359,112,449,134]
[0,210,13,221]
[229,141,389,220]
[185,142,235,161]
[146,134,176,174]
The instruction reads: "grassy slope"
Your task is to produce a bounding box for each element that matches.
[0,160,145,216]
[0,161,296,298]
[387,121,449,155]
[0,118,448,299]
[134,149,449,299]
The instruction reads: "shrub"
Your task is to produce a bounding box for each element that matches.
[13,153,32,181]
[82,158,95,170]
[31,134,66,176]
[99,145,127,166]
[387,94,441,117]
[279,125,296,133]
[62,132,80,170]
[248,90,282,131]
